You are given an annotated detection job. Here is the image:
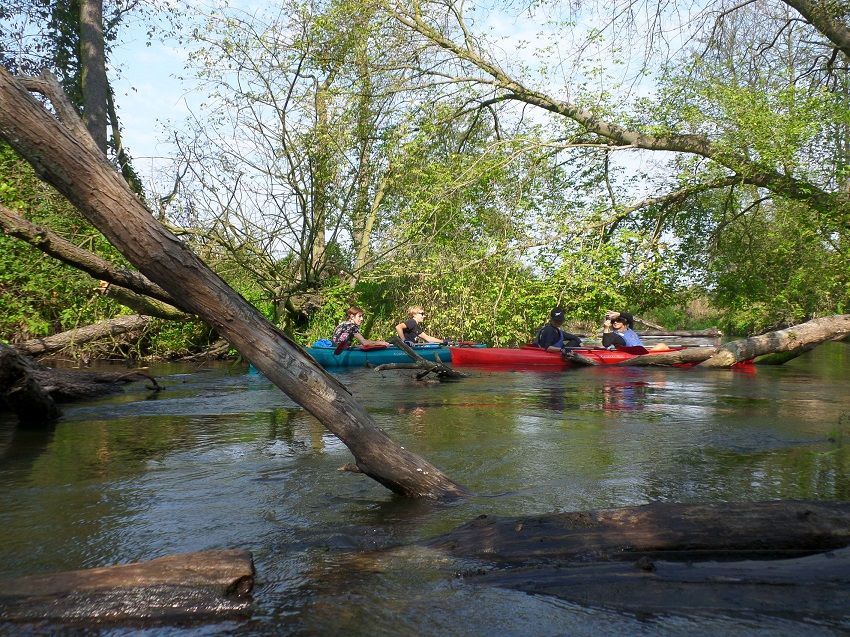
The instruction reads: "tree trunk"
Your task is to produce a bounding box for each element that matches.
[16,314,151,357]
[699,314,850,367]
[79,0,108,153]
[0,68,465,499]
[0,549,254,622]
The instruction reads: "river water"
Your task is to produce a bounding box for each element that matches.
[1,344,849,635]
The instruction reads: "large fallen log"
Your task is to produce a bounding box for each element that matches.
[590,315,850,368]
[425,500,850,563]
[699,314,850,368]
[0,549,254,623]
[472,546,850,616]
[0,68,464,499]
[16,314,152,357]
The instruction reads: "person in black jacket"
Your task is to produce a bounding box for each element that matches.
[535,307,582,352]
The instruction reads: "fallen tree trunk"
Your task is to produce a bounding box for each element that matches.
[425,500,850,563]
[617,346,719,367]
[0,69,464,499]
[473,546,850,616]
[16,314,151,357]
[594,315,850,368]
[699,314,850,368]
[0,549,254,622]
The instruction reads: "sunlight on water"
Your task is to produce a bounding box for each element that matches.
[1,344,849,635]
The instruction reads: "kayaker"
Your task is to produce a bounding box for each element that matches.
[535,306,582,352]
[395,306,444,344]
[602,311,642,347]
[332,306,390,348]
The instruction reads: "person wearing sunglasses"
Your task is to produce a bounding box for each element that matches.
[395,306,444,344]
[602,311,643,348]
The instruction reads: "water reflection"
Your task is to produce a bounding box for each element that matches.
[1,345,849,633]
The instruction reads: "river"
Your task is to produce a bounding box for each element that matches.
[1,343,849,635]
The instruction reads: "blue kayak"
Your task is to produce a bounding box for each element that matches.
[307,343,452,368]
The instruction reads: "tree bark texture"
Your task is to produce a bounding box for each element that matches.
[79,0,108,153]
[0,549,254,622]
[0,68,465,499]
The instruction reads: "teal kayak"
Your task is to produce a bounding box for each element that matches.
[307,343,452,368]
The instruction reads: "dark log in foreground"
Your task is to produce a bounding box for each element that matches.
[0,69,464,499]
[473,546,850,616]
[375,337,466,380]
[423,501,850,617]
[0,549,254,623]
[425,500,850,563]
[16,314,152,357]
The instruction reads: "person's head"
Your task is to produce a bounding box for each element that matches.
[346,305,365,324]
[549,307,566,326]
[408,306,426,321]
[610,315,628,332]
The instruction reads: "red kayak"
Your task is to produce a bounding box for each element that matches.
[449,345,754,370]
[447,345,651,369]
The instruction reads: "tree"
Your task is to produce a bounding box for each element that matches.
[383,0,850,331]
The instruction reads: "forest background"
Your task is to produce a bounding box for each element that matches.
[1,0,849,361]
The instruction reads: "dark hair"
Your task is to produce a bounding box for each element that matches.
[618,312,635,329]
[346,305,364,318]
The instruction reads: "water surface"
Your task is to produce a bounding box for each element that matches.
[1,344,849,635]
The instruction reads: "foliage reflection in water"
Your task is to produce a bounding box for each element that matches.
[1,344,849,635]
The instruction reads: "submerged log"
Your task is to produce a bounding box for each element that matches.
[473,547,850,616]
[425,500,850,563]
[0,68,464,499]
[0,549,254,622]
[376,337,467,380]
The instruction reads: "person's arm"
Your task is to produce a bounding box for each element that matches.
[602,332,625,348]
[354,332,389,347]
[395,321,407,340]
[537,325,560,352]
[418,332,443,344]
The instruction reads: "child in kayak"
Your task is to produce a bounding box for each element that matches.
[332,306,390,348]
[395,306,444,344]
